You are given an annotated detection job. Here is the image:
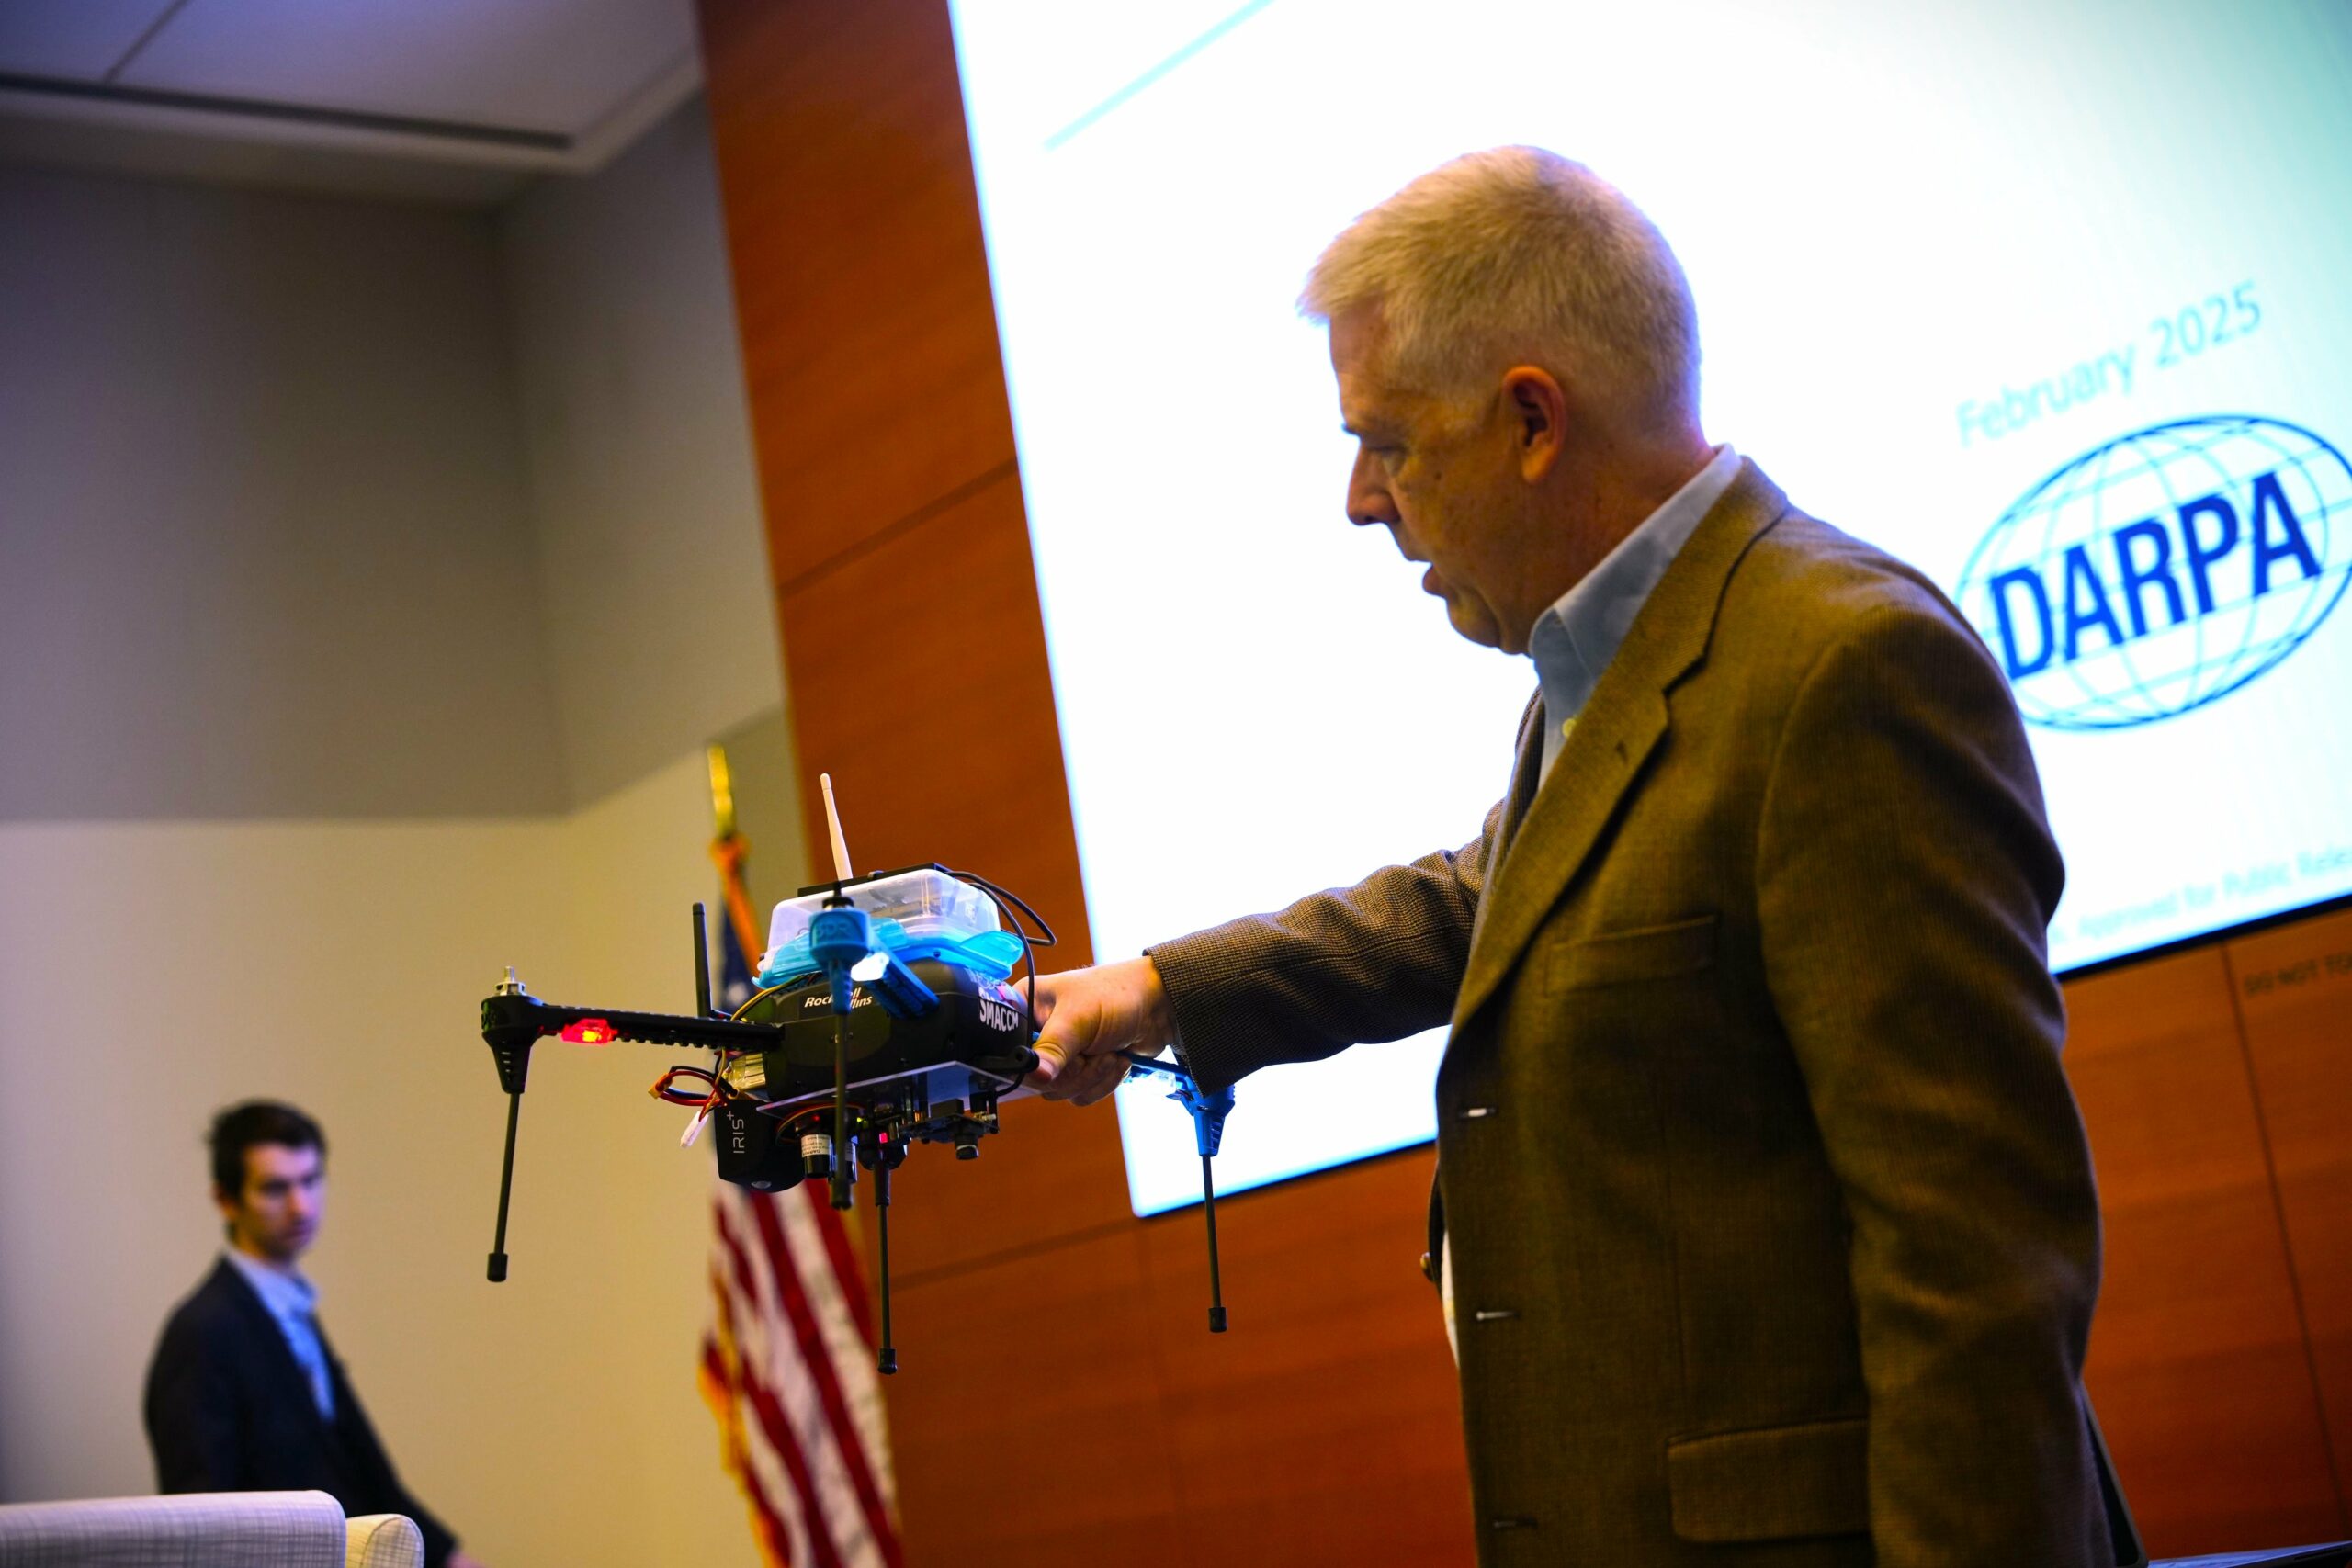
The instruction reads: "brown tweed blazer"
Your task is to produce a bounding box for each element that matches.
[1148,460,2108,1566]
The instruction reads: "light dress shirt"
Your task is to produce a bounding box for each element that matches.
[1441,443,1744,1356]
[223,1247,335,1420]
[1529,444,1743,782]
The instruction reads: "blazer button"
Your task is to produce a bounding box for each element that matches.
[1472,1308,1519,1323]
[1419,1251,1437,1283]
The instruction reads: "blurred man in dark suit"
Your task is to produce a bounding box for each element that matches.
[144,1100,483,1568]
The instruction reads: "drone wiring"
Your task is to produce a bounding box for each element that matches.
[729,981,799,1021]
[649,1063,727,1108]
[943,867,1057,1039]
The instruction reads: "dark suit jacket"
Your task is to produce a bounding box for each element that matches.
[144,1258,458,1567]
[1149,460,2108,1565]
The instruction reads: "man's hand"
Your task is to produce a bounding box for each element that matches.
[1023,956,1179,1106]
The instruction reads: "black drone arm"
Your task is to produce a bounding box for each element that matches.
[476,976,783,1283]
[479,989,780,1085]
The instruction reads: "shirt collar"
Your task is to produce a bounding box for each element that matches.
[1526,445,1740,775]
[223,1247,318,1322]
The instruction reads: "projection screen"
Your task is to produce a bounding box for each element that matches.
[946,0,2352,1214]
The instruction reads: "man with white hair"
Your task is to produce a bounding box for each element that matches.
[1028,147,2108,1564]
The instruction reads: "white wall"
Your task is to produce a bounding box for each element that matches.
[0,96,797,1568]
[0,164,565,820]
[500,102,782,807]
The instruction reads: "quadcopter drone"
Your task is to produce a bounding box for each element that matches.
[476,796,1236,1374]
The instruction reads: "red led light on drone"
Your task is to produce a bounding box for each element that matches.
[560,1018,616,1045]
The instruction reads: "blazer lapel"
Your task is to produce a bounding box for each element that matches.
[1450,460,1792,1034]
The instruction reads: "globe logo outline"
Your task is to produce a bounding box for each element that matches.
[1954,414,2352,731]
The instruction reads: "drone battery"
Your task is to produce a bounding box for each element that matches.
[767,866,998,956]
[713,1101,808,1192]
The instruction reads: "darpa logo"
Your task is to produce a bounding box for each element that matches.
[1955,415,2352,729]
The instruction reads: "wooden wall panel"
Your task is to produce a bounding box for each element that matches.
[883,1090,1131,1282]
[2228,906,2352,1522]
[2064,947,2345,1552]
[768,468,1090,968]
[881,1228,1190,1568]
[697,0,1017,570]
[1139,1150,1474,1566]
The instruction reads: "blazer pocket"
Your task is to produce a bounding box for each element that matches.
[1556,912,1718,989]
[1667,1416,1870,1544]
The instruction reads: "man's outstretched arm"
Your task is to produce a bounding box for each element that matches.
[1030,792,1510,1103]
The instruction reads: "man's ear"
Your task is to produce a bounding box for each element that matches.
[1501,366,1567,481]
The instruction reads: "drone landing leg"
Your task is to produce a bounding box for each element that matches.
[830,1010,854,1211]
[875,1150,898,1374]
[1201,1152,1227,1332]
[488,1089,523,1282]
[1115,1051,1236,1333]
[693,902,714,1017]
[808,890,868,1213]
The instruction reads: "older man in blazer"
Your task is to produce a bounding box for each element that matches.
[1028,148,2109,1565]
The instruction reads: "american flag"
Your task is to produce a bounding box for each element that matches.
[698,814,901,1568]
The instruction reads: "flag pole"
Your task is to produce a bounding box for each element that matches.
[707,743,739,840]
[705,745,763,963]
[696,741,900,1564]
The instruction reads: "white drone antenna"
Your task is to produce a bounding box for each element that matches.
[819,773,854,882]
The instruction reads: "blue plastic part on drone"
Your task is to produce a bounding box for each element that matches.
[1172,1077,1235,1159]
[758,923,1024,990]
[865,948,941,1019]
[807,903,873,1013]
[1119,1051,1236,1159]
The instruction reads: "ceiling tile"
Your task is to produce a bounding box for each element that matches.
[0,1,180,80]
[116,0,697,137]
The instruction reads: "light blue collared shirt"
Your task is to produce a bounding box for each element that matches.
[223,1248,334,1420]
[1526,445,1742,782]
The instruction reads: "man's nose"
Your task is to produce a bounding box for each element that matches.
[1346,448,1395,527]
